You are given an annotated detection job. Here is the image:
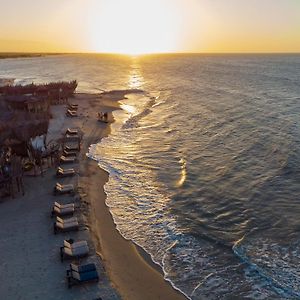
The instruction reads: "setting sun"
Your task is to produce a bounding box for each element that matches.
[1,0,300,299]
[87,0,182,55]
[0,0,299,53]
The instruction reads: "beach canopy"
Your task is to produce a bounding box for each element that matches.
[0,110,49,145]
[98,106,115,122]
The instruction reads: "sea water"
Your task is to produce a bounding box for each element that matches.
[1,53,300,299]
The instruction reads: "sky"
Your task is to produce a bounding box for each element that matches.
[0,0,299,54]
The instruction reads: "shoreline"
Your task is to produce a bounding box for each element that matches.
[0,91,188,299]
[81,160,187,300]
[79,92,188,300]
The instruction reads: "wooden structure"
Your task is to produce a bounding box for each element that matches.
[0,80,78,106]
[3,95,50,113]
[97,107,115,123]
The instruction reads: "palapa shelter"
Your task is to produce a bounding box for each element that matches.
[0,80,78,105]
[0,110,50,156]
[0,79,78,155]
[97,106,115,123]
[3,95,50,113]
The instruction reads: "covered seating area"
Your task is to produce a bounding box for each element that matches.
[97,106,115,123]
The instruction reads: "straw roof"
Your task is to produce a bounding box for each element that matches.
[0,80,77,96]
[0,110,49,145]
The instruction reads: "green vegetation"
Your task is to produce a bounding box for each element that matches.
[0,53,61,59]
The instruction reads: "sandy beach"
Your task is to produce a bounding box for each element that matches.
[0,92,187,300]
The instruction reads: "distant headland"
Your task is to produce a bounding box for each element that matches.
[0,53,63,59]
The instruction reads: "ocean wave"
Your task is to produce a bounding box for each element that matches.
[122,96,157,129]
[233,236,300,299]
[4,54,300,299]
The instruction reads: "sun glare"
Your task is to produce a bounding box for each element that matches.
[88,0,182,55]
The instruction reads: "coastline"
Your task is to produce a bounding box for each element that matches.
[79,92,188,300]
[1,54,299,300]
[0,53,63,59]
[0,91,187,299]
[82,160,187,300]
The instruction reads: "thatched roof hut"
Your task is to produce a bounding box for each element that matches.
[97,106,115,123]
[0,110,49,149]
[1,95,50,113]
[0,80,77,98]
[0,80,78,107]
[0,83,36,95]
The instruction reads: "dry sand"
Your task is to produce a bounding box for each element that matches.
[0,94,119,300]
[0,92,187,300]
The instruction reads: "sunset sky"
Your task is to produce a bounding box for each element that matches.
[0,0,299,54]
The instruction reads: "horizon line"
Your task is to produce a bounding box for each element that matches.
[1,51,300,56]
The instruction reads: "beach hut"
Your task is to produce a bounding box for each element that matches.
[3,95,50,113]
[26,97,50,113]
[0,109,50,155]
[97,107,115,123]
[0,80,78,101]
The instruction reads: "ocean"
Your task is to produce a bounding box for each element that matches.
[1,53,299,299]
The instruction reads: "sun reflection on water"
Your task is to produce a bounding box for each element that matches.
[119,103,136,114]
[128,59,144,89]
[177,158,187,187]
